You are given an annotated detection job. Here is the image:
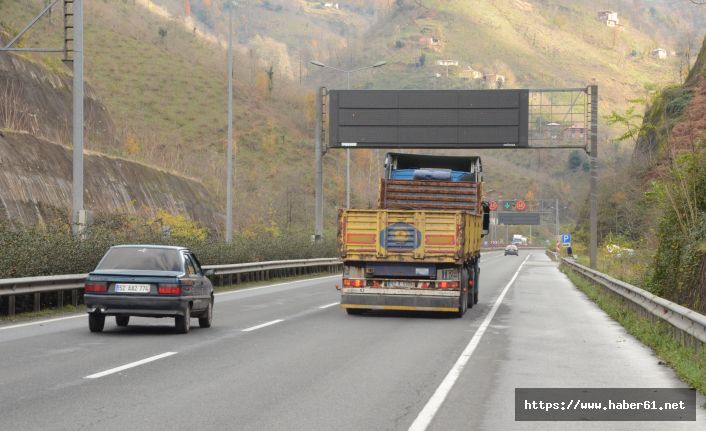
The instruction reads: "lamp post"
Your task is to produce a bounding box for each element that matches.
[310,60,386,209]
[225,1,236,242]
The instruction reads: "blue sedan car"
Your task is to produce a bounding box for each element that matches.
[84,245,214,334]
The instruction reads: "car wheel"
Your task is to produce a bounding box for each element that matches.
[199,299,213,328]
[175,304,191,334]
[346,308,366,315]
[88,314,105,333]
[115,315,130,327]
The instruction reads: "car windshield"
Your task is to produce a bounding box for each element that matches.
[96,247,183,272]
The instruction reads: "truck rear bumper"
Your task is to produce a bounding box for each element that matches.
[341,293,461,312]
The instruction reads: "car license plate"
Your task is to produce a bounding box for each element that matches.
[387,280,414,289]
[114,283,151,293]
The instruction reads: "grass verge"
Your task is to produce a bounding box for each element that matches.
[562,266,706,406]
[0,305,83,323]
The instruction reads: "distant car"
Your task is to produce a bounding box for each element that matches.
[505,244,518,256]
[84,245,214,334]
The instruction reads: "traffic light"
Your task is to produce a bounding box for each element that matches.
[501,200,515,210]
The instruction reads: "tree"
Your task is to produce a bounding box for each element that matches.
[124,133,140,156]
[266,65,274,93]
[605,101,649,147]
[418,52,426,67]
[255,70,269,97]
[158,27,167,40]
[568,150,582,171]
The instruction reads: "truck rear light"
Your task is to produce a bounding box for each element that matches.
[84,282,107,292]
[158,284,181,295]
[438,281,459,289]
[468,278,474,287]
[342,278,364,287]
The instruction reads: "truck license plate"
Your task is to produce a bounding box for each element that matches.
[114,283,151,293]
[387,281,414,289]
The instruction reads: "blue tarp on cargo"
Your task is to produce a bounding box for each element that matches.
[390,169,471,181]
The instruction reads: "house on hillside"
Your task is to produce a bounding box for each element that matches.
[597,10,619,27]
[323,2,340,9]
[419,36,442,52]
[562,124,586,140]
[651,48,667,59]
[459,66,483,80]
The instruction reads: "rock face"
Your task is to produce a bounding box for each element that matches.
[0,131,222,230]
[0,52,117,151]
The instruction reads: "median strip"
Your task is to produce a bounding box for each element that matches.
[84,351,178,379]
[242,319,284,332]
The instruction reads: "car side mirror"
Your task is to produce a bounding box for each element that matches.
[481,202,490,237]
[205,269,215,277]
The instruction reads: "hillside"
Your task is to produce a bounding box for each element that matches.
[598,36,705,313]
[0,130,222,229]
[0,0,702,239]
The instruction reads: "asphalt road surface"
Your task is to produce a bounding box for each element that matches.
[0,251,703,430]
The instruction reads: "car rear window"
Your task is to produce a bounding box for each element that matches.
[96,247,183,271]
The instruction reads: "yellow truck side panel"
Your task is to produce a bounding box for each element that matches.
[339,209,482,263]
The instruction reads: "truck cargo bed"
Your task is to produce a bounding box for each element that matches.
[379,179,482,213]
[338,209,482,263]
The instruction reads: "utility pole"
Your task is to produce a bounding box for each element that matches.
[71,0,85,236]
[555,198,559,239]
[314,87,324,241]
[346,71,351,208]
[0,1,84,234]
[225,2,235,242]
[589,85,598,269]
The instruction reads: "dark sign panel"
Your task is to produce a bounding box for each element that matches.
[498,212,541,225]
[327,90,529,149]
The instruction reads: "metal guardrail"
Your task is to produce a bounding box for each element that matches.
[0,258,342,317]
[561,258,706,349]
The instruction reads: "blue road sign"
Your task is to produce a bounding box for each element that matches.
[561,233,571,247]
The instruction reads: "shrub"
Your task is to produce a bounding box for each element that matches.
[0,215,337,279]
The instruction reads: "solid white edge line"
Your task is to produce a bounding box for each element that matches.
[0,274,342,333]
[408,254,531,431]
[319,302,340,309]
[0,314,84,331]
[214,274,340,297]
[242,319,284,332]
[84,351,178,379]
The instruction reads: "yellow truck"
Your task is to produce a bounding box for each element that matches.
[338,153,489,316]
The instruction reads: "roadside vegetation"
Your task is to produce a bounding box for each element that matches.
[0,213,336,280]
[563,267,706,403]
[574,36,706,314]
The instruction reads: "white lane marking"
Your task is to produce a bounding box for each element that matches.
[84,351,178,379]
[408,254,530,431]
[0,314,84,331]
[0,275,341,333]
[242,319,284,332]
[318,302,339,309]
[215,275,340,297]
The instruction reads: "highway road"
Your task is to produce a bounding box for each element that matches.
[0,250,703,430]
